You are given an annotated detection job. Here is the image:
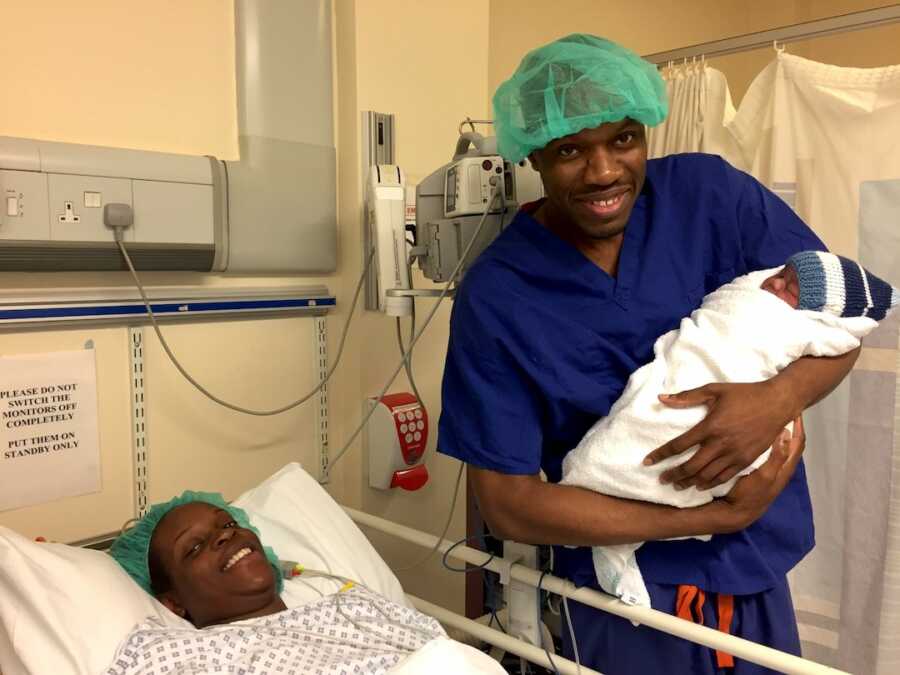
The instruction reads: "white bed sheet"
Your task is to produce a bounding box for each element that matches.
[104,585,505,675]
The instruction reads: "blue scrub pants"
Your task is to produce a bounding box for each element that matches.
[561,577,801,674]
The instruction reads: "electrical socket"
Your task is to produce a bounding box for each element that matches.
[48,173,131,242]
[58,201,80,224]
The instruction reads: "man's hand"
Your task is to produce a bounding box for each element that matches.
[643,347,859,491]
[716,416,805,531]
[468,418,804,547]
[643,381,795,491]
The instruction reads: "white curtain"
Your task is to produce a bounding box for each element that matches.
[647,61,741,162]
[721,53,900,675]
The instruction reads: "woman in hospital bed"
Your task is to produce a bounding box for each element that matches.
[0,463,503,675]
[103,490,501,675]
[560,250,899,607]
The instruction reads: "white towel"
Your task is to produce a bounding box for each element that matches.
[559,268,877,607]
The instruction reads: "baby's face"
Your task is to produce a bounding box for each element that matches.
[760,264,800,308]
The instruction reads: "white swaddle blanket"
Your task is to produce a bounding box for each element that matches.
[559,268,878,607]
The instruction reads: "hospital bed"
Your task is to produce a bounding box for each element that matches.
[0,463,502,674]
[0,463,850,675]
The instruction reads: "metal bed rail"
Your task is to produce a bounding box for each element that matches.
[345,507,850,675]
[408,594,600,675]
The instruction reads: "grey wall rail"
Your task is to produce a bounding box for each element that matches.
[643,4,900,64]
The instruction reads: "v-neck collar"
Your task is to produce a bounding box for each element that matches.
[514,185,651,309]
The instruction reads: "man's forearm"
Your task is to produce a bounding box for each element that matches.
[470,470,737,547]
[771,347,860,419]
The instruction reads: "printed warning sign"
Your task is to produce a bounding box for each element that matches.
[0,350,101,511]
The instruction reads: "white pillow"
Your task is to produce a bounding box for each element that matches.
[0,462,406,675]
[0,527,188,675]
[233,462,409,608]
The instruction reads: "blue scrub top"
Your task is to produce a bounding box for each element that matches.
[438,153,826,595]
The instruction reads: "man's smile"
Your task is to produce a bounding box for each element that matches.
[575,188,631,220]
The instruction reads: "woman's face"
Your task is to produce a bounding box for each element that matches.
[760,264,801,308]
[149,502,281,627]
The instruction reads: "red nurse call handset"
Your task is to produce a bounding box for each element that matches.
[365,392,429,491]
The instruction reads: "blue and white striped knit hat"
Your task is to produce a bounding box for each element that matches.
[787,251,899,321]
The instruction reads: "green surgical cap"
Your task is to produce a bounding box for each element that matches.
[493,33,668,163]
[109,490,283,596]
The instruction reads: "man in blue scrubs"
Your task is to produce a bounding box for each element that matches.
[438,35,859,673]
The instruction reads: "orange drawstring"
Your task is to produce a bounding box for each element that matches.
[676,585,735,669]
[675,584,706,623]
[716,593,735,668]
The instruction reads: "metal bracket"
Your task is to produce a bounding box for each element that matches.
[386,288,454,299]
[504,542,542,647]
[314,316,330,482]
[128,326,149,517]
[361,111,396,312]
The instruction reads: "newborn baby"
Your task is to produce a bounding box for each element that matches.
[759,251,896,318]
[560,251,899,607]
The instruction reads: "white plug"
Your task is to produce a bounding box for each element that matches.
[103,203,134,241]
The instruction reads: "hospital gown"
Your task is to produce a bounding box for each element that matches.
[560,268,879,607]
[105,585,445,675]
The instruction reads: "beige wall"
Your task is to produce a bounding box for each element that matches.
[0,1,240,159]
[330,0,490,614]
[0,318,324,544]
[488,0,900,106]
[0,0,485,614]
[0,1,334,544]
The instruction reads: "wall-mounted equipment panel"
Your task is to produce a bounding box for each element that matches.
[0,136,220,272]
[0,2,338,274]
